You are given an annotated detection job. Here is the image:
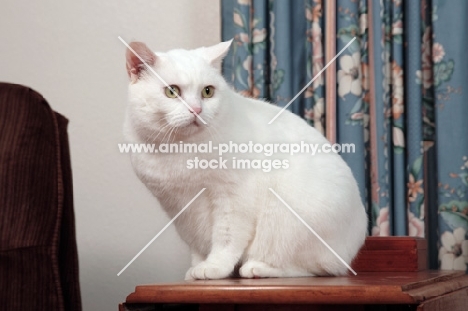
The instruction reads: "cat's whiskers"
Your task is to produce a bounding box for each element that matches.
[156,122,176,144]
[150,122,171,143]
[206,126,221,144]
[165,110,182,117]
[204,116,222,143]
[165,127,176,145]
[173,128,181,144]
[145,113,170,142]
[171,127,180,144]
[166,123,182,145]
[160,125,175,145]
[148,122,165,142]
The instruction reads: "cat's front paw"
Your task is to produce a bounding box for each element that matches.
[184,267,195,281]
[240,260,277,278]
[190,261,232,280]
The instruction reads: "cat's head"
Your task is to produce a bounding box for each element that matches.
[125,40,232,142]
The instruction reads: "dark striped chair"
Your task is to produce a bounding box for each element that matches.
[0,83,81,310]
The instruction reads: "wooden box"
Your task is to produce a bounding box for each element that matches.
[352,237,427,272]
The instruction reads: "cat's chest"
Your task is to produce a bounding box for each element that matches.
[131,152,224,189]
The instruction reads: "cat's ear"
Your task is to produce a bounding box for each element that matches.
[126,42,156,83]
[203,39,233,71]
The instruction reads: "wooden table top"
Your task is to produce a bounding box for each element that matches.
[125,270,468,305]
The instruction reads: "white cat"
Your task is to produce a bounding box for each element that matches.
[123,40,367,280]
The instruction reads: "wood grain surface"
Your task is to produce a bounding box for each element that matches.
[125,271,467,305]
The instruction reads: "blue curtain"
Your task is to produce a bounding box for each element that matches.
[222,0,468,271]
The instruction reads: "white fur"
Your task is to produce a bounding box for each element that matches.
[123,41,368,280]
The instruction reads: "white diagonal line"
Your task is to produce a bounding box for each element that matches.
[117,188,206,276]
[118,36,207,125]
[268,37,357,124]
[268,188,357,275]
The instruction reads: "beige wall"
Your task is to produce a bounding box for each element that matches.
[0,1,221,310]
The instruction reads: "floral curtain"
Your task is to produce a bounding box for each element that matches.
[222,0,468,271]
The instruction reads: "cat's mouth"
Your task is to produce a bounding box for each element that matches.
[192,118,201,127]
[176,115,201,130]
[186,114,201,127]
[166,114,200,129]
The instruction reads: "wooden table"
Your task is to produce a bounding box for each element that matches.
[120,270,468,311]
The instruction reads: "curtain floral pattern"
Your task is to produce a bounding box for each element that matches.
[222,0,468,271]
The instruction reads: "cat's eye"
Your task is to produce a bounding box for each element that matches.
[165,85,181,98]
[201,86,215,98]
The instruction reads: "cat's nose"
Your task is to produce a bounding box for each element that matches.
[189,106,202,114]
